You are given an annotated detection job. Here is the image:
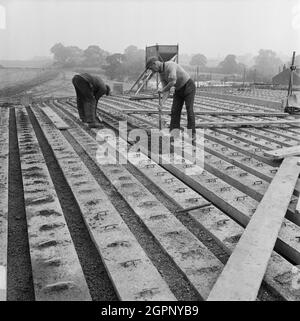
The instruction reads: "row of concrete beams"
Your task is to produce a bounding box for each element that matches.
[31,105,176,301]
[52,99,300,300]
[15,107,91,301]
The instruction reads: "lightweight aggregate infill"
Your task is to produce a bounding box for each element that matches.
[7,108,35,301]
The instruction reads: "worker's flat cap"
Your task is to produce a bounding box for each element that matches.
[146,56,159,69]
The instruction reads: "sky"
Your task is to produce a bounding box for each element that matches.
[0,0,299,60]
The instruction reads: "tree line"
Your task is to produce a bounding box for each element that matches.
[50,43,294,83]
[189,50,292,82]
[50,43,144,81]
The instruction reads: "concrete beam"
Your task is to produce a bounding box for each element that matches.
[41,105,69,129]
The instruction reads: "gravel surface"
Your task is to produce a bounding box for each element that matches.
[7,108,35,301]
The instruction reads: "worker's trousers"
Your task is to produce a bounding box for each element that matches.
[169,79,196,137]
[72,75,98,123]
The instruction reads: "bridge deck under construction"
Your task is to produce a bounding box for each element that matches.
[0,91,300,301]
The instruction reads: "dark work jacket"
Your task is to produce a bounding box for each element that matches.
[79,73,107,101]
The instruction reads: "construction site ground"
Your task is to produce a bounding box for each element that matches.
[0,73,300,301]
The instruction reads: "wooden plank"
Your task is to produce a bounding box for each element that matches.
[0,108,9,301]
[129,95,159,101]
[207,157,300,301]
[121,110,288,117]
[137,153,300,301]
[40,105,69,130]
[50,103,226,300]
[195,119,300,128]
[16,108,91,301]
[264,145,300,160]
[128,93,173,101]
[53,99,300,300]
[32,106,176,301]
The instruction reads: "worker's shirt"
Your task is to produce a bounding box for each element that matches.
[159,61,190,90]
[79,73,107,100]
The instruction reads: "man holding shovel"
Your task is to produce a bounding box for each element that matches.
[146,57,196,143]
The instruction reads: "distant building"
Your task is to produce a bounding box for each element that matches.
[272,68,300,86]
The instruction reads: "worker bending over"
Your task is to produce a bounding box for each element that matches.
[146,57,196,142]
[72,73,111,128]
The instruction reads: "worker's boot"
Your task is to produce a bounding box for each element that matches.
[186,129,197,153]
[88,122,102,129]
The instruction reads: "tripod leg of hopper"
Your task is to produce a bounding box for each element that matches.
[158,93,162,130]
